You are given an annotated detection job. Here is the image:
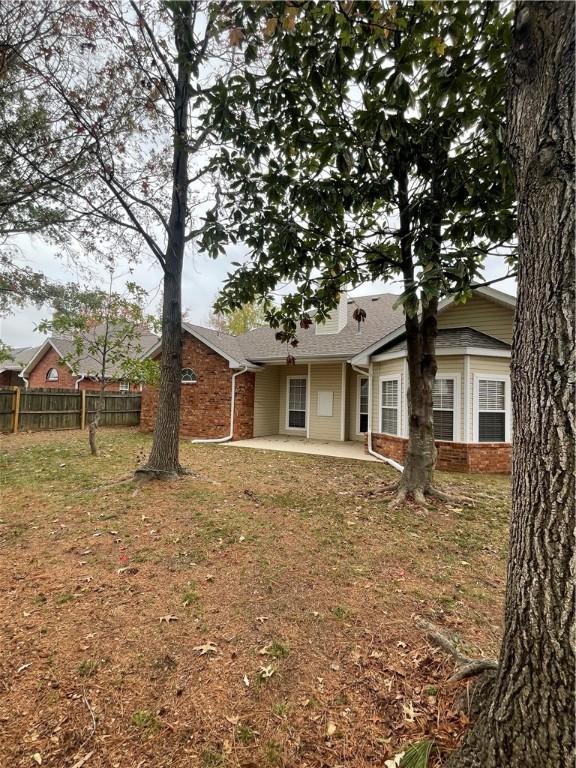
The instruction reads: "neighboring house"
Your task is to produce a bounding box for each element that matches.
[141,286,515,473]
[19,329,159,391]
[0,346,39,386]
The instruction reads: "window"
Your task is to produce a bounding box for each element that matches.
[287,377,307,429]
[380,377,400,435]
[478,379,506,442]
[433,378,455,441]
[119,381,130,392]
[46,368,59,382]
[358,377,369,433]
[181,368,197,384]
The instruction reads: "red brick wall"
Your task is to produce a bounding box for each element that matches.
[0,371,23,387]
[28,347,77,389]
[140,333,255,440]
[367,433,511,474]
[26,346,140,391]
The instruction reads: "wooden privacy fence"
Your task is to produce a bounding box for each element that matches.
[0,388,141,433]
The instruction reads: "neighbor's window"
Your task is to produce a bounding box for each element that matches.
[288,377,307,429]
[119,381,130,392]
[358,377,369,433]
[46,368,59,382]
[380,378,399,435]
[478,379,506,442]
[433,378,455,441]
[181,368,197,383]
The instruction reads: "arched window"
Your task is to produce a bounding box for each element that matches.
[181,368,197,384]
[46,368,59,382]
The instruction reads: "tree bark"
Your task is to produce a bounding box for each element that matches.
[390,165,439,505]
[88,387,104,457]
[448,3,575,766]
[138,3,192,479]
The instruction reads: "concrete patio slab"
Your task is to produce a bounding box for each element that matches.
[225,435,379,462]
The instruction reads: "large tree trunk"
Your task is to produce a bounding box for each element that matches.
[448,3,575,766]
[138,3,191,479]
[399,299,438,502]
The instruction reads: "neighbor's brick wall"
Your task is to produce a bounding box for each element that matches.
[0,371,23,387]
[367,433,511,474]
[27,346,139,391]
[140,333,255,440]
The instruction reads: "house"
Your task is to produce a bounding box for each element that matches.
[0,346,39,386]
[19,329,159,391]
[141,286,515,473]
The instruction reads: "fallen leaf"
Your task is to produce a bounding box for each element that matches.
[159,615,178,624]
[384,753,405,768]
[243,674,250,687]
[193,641,217,656]
[32,754,42,766]
[70,752,94,768]
[225,715,240,725]
[326,721,337,737]
[17,663,32,674]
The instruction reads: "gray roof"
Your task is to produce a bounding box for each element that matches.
[234,293,404,363]
[1,346,39,371]
[23,328,159,379]
[380,327,511,355]
[183,322,253,367]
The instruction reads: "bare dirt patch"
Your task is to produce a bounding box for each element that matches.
[0,429,509,767]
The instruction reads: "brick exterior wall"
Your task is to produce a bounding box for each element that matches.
[140,333,255,440]
[26,346,140,391]
[0,371,23,386]
[367,432,511,474]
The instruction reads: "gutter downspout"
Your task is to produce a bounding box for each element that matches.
[352,363,403,472]
[191,366,248,444]
[18,373,29,389]
[75,375,86,390]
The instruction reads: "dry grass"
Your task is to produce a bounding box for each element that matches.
[0,428,510,768]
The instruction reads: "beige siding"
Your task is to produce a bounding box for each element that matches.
[278,364,308,435]
[308,362,344,441]
[371,358,405,435]
[467,356,511,441]
[253,367,280,437]
[438,294,514,343]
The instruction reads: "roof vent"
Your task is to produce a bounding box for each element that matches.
[371,296,380,302]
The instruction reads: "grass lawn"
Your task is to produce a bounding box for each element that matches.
[0,428,510,768]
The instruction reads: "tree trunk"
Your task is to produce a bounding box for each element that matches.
[391,165,439,505]
[138,3,192,480]
[399,299,438,500]
[88,386,104,457]
[448,3,575,766]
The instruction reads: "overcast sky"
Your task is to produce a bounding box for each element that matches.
[1,235,516,349]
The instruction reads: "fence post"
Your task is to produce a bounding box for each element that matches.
[80,390,87,430]
[12,386,21,433]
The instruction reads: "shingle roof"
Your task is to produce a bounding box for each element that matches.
[1,346,39,371]
[234,294,405,363]
[182,322,252,367]
[24,328,159,379]
[380,327,511,355]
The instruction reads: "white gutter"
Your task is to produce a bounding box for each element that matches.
[191,366,248,444]
[18,372,29,389]
[351,363,403,472]
[75,375,86,390]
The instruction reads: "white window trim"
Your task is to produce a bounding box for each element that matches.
[433,373,461,443]
[118,381,130,392]
[286,375,307,432]
[356,374,369,435]
[46,368,59,382]
[181,368,198,384]
[379,374,402,436]
[472,373,511,443]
